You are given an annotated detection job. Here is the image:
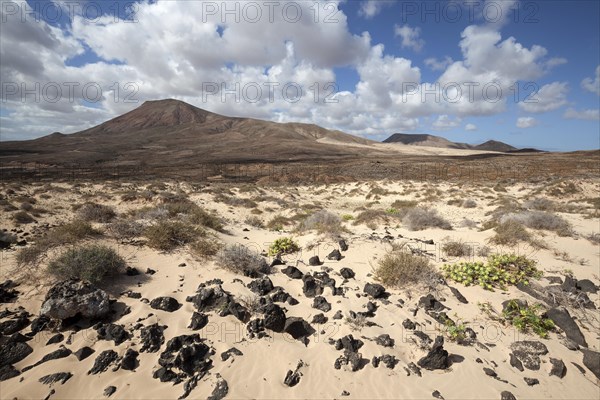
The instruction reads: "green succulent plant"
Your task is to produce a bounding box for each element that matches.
[268,237,300,256]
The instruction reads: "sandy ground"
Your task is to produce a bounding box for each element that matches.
[0,178,599,400]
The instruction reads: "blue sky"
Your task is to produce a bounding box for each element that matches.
[1,0,599,151]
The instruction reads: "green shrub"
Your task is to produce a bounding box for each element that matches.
[144,221,202,251]
[77,202,116,222]
[502,300,555,338]
[268,237,300,256]
[216,244,269,276]
[341,214,354,221]
[442,254,541,291]
[373,244,439,288]
[445,320,468,342]
[48,245,126,284]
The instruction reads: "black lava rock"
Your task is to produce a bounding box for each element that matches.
[150,297,182,312]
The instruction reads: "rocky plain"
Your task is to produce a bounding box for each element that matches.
[0,174,598,400]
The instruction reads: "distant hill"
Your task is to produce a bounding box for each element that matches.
[383,133,533,153]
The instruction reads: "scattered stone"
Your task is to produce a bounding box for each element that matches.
[121,349,139,371]
[576,279,598,294]
[74,346,95,361]
[341,390,350,396]
[22,346,72,372]
[150,296,182,312]
[29,315,50,335]
[178,263,187,268]
[449,287,468,304]
[281,266,303,279]
[188,312,209,330]
[327,249,342,261]
[311,313,328,324]
[126,267,140,276]
[340,268,355,279]
[145,268,156,275]
[186,285,248,322]
[432,390,444,400]
[417,336,449,370]
[524,377,539,386]
[581,349,600,379]
[308,256,322,266]
[338,239,348,251]
[509,353,524,371]
[124,290,142,299]
[403,319,416,330]
[562,338,579,351]
[247,277,274,295]
[262,303,286,332]
[312,296,331,312]
[375,334,394,348]
[372,354,398,369]
[413,331,432,347]
[40,279,110,320]
[418,294,446,312]
[221,347,243,362]
[284,317,315,341]
[335,335,364,352]
[571,362,586,374]
[140,323,165,353]
[207,377,229,400]
[103,386,117,397]
[363,283,385,299]
[500,391,517,400]
[510,341,548,371]
[549,358,566,378]
[0,364,20,381]
[96,323,130,345]
[39,372,73,386]
[284,361,304,387]
[302,275,323,298]
[0,280,19,303]
[546,307,587,347]
[0,313,30,336]
[483,367,497,377]
[45,333,64,345]
[88,350,119,375]
[333,310,343,320]
[334,351,365,372]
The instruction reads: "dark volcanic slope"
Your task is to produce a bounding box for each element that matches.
[384,133,522,152]
[0,99,378,165]
[473,140,517,152]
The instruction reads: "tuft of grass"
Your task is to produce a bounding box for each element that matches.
[268,237,300,256]
[489,220,531,246]
[298,210,346,236]
[266,215,292,231]
[216,244,269,277]
[442,254,541,291]
[48,244,127,285]
[13,211,35,224]
[190,237,222,259]
[502,300,554,338]
[442,240,473,257]
[144,221,202,251]
[373,243,439,288]
[77,202,116,223]
[244,216,264,228]
[402,207,452,231]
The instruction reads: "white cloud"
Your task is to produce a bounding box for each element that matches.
[581,66,600,95]
[516,117,538,128]
[519,82,568,113]
[424,56,453,71]
[465,123,477,131]
[394,24,424,52]
[432,115,462,130]
[358,0,393,19]
[563,108,600,121]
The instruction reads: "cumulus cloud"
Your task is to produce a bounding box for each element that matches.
[516,117,538,128]
[424,56,453,71]
[394,24,425,52]
[581,66,600,95]
[563,108,600,121]
[432,115,462,130]
[358,0,393,19]
[519,82,568,113]
[465,123,477,131]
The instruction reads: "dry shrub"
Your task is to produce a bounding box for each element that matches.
[298,210,346,236]
[216,244,269,277]
[190,237,222,259]
[524,198,555,211]
[462,199,477,208]
[48,244,126,285]
[107,219,144,240]
[402,207,452,231]
[144,221,202,251]
[244,216,264,228]
[77,202,116,222]
[442,240,473,257]
[490,220,531,246]
[13,211,34,224]
[373,244,439,288]
[501,211,572,236]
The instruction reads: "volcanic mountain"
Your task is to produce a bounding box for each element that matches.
[384,133,524,152]
[0,99,379,166]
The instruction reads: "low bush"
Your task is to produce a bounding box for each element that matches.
[489,220,531,246]
[107,219,144,240]
[502,300,555,338]
[523,198,554,211]
[48,244,127,284]
[190,237,222,259]
[77,202,116,223]
[402,207,452,231]
[244,216,264,228]
[461,199,477,208]
[268,237,300,256]
[298,210,345,236]
[144,221,202,251]
[442,240,473,257]
[373,244,439,288]
[266,215,292,231]
[442,254,541,291]
[13,211,34,224]
[341,214,354,221]
[501,211,572,236]
[216,244,269,277]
